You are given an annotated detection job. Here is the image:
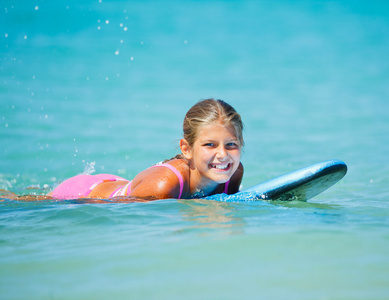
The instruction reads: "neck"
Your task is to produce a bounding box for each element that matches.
[188,168,219,196]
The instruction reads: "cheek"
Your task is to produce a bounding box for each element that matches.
[231,149,241,159]
[194,148,213,164]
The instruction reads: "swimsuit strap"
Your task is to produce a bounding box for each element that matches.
[123,181,132,196]
[110,181,132,198]
[223,180,230,194]
[110,186,122,198]
[88,177,123,198]
[151,163,184,199]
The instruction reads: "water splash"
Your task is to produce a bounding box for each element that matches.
[204,192,266,202]
[83,161,96,175]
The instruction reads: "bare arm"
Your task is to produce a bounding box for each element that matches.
[129,167,183,200]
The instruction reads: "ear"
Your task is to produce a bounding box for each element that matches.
[180,139,193,160]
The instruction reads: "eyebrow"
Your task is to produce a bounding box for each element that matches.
[199,138,239,143]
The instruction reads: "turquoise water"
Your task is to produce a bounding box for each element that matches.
[1,0,389,299]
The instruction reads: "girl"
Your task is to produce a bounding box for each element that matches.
[50,99,244,200]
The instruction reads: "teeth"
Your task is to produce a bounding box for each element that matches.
[212,163,229,170]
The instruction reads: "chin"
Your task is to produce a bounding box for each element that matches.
[209,172,233,184]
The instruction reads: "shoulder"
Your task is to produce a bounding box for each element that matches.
[130,159,189,199]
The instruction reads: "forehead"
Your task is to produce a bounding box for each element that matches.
[196,122,238,140]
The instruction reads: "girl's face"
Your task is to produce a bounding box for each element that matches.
[181,122,242,191]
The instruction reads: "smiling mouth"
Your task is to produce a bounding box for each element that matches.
[210,163,232,171]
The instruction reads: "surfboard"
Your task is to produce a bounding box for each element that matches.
[204,159,347,202]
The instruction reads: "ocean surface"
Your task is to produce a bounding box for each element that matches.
[1,0,389,299]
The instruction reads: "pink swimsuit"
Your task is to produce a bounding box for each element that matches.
[51,163,230,200]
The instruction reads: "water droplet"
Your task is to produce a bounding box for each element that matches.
[105,20,109,24]
[118,169,127,175]
[35,6,39,10]
[24,35,28,39]
[115,50,119,55]
[123,27,128,31]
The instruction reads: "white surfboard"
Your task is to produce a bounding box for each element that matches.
[204,159,347,202]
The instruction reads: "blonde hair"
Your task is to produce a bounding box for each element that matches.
[183,99,244,147]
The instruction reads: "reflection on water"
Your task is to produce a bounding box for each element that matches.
[177,199,245,234]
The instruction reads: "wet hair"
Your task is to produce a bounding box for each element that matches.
[183,98,244,147]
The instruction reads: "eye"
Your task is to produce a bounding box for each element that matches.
[226,142,239,149]
[203,143,215,147]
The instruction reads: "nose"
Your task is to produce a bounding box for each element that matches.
[216,145,228,160]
